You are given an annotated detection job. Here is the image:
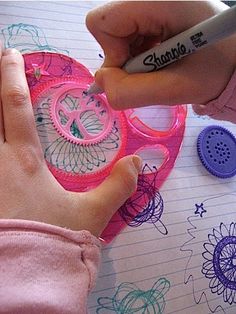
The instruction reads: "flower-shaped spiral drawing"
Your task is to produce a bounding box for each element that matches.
[34,89,122,177]
[202,222,236,305]
[96,278,170,313]
[180,193,236,313]
[53,92,112,144]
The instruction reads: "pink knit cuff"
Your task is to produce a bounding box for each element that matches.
[0,219,101,246]
[192,68,236,123]
[0,219,101,313]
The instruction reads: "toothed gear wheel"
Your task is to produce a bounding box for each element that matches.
[48,79,114,145]
[197,125,236,178]
[31,76,127,179]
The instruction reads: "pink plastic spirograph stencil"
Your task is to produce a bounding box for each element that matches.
[24,52,187,243]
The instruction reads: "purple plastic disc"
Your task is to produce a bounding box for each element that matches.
[197,125,236,178]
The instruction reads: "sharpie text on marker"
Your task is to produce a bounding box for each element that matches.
[142,42,190,72]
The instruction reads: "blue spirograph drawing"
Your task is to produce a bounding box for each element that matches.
[96,278,170,314]
[202,222,236,305]
[1,23,68,54]
[180,192,236,313]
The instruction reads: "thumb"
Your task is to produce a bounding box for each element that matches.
[83,155,142,236]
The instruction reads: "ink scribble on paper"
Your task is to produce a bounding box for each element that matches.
[1,23,68,54]
[96,278,170,313]
[119,164,168,235]
[194,202,207,218]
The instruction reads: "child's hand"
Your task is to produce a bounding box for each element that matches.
[0,48,141,237]
[86,1,236,112]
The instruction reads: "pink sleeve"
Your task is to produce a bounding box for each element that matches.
[0,219,101,314]
[192,68,236,124]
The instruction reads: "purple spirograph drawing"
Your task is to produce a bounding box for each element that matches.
[202,222,236,305]
[180,192,236,313]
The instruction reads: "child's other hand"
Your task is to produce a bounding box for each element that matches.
[0,48,141,237]
[86,1,236,114]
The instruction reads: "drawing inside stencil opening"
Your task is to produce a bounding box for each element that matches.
[32,79,127,177]
[50,82,114,145]
[135,145,169,174]
[127,105,180,136]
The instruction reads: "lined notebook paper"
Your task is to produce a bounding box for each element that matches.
[1,2,236,313]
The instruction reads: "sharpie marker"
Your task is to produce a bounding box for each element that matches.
[87,5,236,95]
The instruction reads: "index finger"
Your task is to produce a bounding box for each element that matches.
[1,49,41,146]
[86,1,220,68]
[86,1,165,67]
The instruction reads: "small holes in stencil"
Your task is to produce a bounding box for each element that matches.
[135,145,169,174]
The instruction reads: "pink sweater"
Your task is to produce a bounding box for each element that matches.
[0,219,101,314]
[0,68,235,313]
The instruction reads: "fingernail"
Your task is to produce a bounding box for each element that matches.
[3,48,20,56]
[94,69,104,89]
[132,156,142,173]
